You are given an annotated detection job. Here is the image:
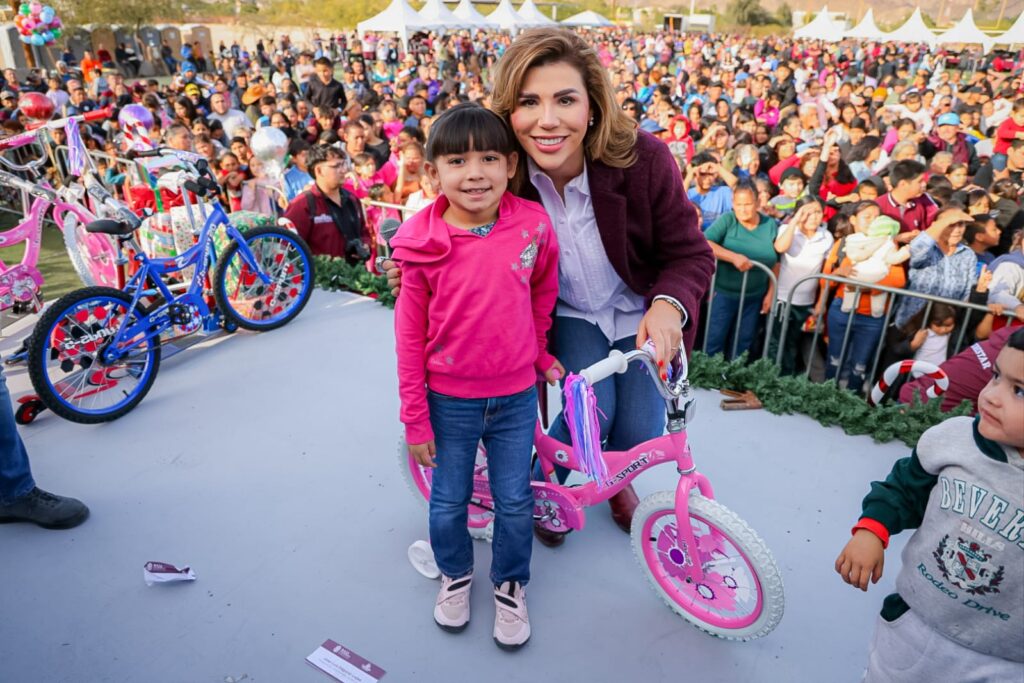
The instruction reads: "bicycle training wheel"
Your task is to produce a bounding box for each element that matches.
[632,490,784,641]
[27,286,160,423]
[398,435,494,541]
[212,226,314,332]
[62,213,120,287]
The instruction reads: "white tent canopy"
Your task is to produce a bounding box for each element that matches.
[516,0,556,26]
[884,8,937,45]
[993,11,1024,46]
[843,8,883,40]
[487,0,532,32]
[418,0,472,30]
[793,6,846,42]
[451,0,498,29]
[935,9,994,51]
[356,0,444,46]
[562,10,614,27]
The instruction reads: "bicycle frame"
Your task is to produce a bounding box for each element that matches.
[98,197,271,364]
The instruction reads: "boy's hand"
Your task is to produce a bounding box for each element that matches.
[835,529,885,591]
[544,359,565,386]
[409,440,437,468]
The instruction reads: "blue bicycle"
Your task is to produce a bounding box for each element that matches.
[26,148,314,423]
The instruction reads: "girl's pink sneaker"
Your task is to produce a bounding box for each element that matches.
[493,580,530,650]
[434,573,472,633]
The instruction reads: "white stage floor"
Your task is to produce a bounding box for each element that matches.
[0,290,910,683]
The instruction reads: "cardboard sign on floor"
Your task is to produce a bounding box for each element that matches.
[306,639,386,682]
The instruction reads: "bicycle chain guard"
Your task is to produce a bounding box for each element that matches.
[531,481,585,533]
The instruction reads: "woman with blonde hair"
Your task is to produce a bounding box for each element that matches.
[386,28,713,545]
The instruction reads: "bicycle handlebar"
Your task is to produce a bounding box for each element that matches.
[24,106,114,132]
[0,167,57,201]
[578,348,690,401]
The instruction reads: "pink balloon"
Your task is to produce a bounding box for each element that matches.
[52,17,61,27]
[29,1,42,15]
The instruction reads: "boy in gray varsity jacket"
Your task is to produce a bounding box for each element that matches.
[836,328,1024,682]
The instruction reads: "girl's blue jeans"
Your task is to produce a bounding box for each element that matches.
[825,299,886,394]
[0,364,35,505]
[428,385,536,587]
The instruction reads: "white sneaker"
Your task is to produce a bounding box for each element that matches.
[493,580,530,650]
[434,573,472,632]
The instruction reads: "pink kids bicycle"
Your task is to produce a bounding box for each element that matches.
[401,348,785,641]
[0,108,120,325]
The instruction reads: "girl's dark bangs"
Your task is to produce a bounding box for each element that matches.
[426,106,513,161]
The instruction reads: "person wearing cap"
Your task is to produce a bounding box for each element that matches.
[894,207,978,329]
[922,112,979,175]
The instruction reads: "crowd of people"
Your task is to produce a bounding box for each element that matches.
[2,25,1023,679]
[0,27,1023,402]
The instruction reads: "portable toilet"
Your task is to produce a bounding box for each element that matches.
[113,26,140,53]
[184,25,213,61]
[157,25,183,60]
[136,25,163,75]
[91,26,116,58]
[66,27,92,61]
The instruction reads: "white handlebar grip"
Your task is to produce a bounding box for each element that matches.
[579,350,629,385]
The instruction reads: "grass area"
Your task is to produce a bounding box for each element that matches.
[0,212,84,301]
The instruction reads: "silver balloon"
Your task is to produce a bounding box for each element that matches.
[250,127,288,167]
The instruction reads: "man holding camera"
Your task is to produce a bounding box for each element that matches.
[284,144,370,263]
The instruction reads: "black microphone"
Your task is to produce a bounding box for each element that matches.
[379,218,401,247]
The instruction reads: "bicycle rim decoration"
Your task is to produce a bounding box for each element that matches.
[642,508,764,630]
[62,213,119,287]
[31,290,159,421]
[215,227,312,330]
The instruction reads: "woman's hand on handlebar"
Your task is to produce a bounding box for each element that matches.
[383,258,402,297]
[637,300,683,371]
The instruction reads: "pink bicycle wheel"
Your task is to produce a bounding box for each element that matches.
[632,491,784,640]
[62,215,119,287]
[397,437,494,539]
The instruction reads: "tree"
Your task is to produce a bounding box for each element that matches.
[727,0,772,26]
[56,0,181,34]
[776,1,793,26]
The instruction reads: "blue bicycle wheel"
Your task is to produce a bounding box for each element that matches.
[212,226,314,331]
[26,287,161,423]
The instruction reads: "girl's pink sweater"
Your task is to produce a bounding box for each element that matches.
[392,192,559,444]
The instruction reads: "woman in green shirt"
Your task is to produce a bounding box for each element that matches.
[703,181,780,358]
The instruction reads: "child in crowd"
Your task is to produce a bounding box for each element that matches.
[769,167,806,219]
[392,103,561,650]
[835,327,1024,682]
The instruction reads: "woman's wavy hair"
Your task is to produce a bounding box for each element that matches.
[490,28,637,193]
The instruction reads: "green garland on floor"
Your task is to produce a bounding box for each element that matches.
[687,352,973,447]
[314,256,396,308]
[309,262,970,447]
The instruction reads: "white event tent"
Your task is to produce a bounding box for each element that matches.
[793,6,846,42]
[562,10,614,27]
[357,0,444,46]
[516,0,557,26]
[884,8,937,45]
[843,8,883,40]
[993,12,1024,46]
[418,0,472,29]
[451,0,499,29]
[935,9,994,50]
[487,0,532,32]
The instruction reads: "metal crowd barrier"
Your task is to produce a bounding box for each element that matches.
[701,260,779,360]
[773,273,1015,392]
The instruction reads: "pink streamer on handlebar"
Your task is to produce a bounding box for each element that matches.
[562,373,609,489]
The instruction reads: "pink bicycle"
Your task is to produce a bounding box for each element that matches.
[0,108,121,323]
[401,348,785,640]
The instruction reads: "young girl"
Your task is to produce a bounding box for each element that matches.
[392,103,560,650]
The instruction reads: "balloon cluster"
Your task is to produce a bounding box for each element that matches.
[14,3,63,47]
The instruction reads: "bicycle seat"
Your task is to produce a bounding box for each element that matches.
[84,218,138,236]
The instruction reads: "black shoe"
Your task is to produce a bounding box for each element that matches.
[533,523,567,548]
[0,487,90,529]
